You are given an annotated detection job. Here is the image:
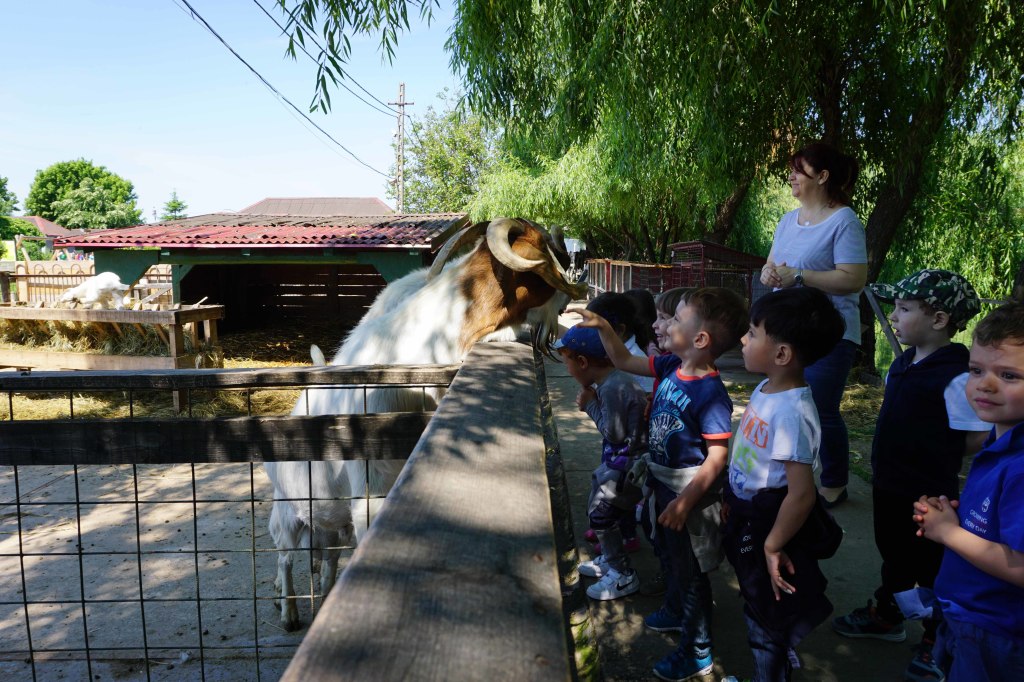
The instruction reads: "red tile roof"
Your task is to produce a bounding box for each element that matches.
[54,213,468,251]
[238,197,394,215]
[19,216,84,238]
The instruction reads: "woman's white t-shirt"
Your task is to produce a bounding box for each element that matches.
[769,206,867,344]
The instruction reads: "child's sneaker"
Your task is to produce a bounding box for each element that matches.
[904,640,945,681]
[578,554,610,578]
[653,651,713,681]
[583,528,598,544]
[644,606,683,632]
[832,600,907,642]
[586,568,640,600]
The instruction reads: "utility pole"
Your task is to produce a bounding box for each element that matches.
[389,83,414,213]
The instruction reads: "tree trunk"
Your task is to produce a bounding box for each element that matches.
[814,48,847,145]
[708,180,751,245]
[856,3,981,374]
[1012,257,1024,303]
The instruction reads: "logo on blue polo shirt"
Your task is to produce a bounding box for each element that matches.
[982,497,991,513]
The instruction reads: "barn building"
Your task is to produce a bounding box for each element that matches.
[55,208,468,333]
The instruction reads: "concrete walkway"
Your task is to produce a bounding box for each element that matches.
[548,313,920,681]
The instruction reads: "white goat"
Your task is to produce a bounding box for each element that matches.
[263,217,585,631]
[59,272,130,309]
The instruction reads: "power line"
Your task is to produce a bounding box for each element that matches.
[251,0,400,118]
[172,0,391,179]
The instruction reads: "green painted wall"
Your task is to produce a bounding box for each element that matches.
[93,250,160,286]
[90,248,429,301]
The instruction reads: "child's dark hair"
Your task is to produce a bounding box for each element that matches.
[656,287,693,316]
[586,292,636,338]
[973,301,1024,348]
[687,287,749,358]
[750,288,846,366]
[624,288,657,349]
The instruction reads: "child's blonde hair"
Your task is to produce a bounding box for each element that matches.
[655,287,693,317]
[974,301,1024,347]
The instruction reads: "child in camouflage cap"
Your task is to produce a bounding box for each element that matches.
[832,269,990,681]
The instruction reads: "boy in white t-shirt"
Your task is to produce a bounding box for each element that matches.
[833,269,988,681]
[722,287,845,682]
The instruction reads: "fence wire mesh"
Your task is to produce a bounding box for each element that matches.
[0,375,449,682]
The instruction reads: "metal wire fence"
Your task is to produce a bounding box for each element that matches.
[0,366,457,681]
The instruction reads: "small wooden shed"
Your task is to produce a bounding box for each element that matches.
[55,213,468,332]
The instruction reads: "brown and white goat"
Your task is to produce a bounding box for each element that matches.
[264,217,585,630]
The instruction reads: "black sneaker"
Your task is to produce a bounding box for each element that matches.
[832,600,907,642]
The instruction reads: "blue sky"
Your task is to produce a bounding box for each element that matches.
[1,0,458,219]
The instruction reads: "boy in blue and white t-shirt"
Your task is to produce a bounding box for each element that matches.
[722,287,845,682]
[581,287,749,682]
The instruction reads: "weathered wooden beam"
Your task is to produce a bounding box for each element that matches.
[0,304,225,325]
[0,349,189,371]
[0,364,460,391]
[281,342,569,681]
[0,413,430,466]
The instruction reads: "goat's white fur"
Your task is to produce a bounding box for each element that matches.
[59,272,130,309]
[263,224,575,631]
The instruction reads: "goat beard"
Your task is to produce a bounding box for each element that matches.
[526,289,572,359]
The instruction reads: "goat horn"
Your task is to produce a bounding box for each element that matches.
[488,218,587,298]
[427,220,490,280]
[540,243,589,298]
[485,218,546,271]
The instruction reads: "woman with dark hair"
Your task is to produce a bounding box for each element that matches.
[760,142,868,508]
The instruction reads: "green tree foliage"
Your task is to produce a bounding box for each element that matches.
[449,0,1024,269]
[471,136,716,262]
[0,176,18,216]
[26,159,140,223]
[160,191,189,221]
[281,1,1022,266]
[389,90,496,213]
[276,0,439,113]
[882,133,1024,300]
[51,178,143,230]
[0,217,46,260]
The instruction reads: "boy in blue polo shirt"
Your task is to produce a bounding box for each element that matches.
[915,300,1024,680]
